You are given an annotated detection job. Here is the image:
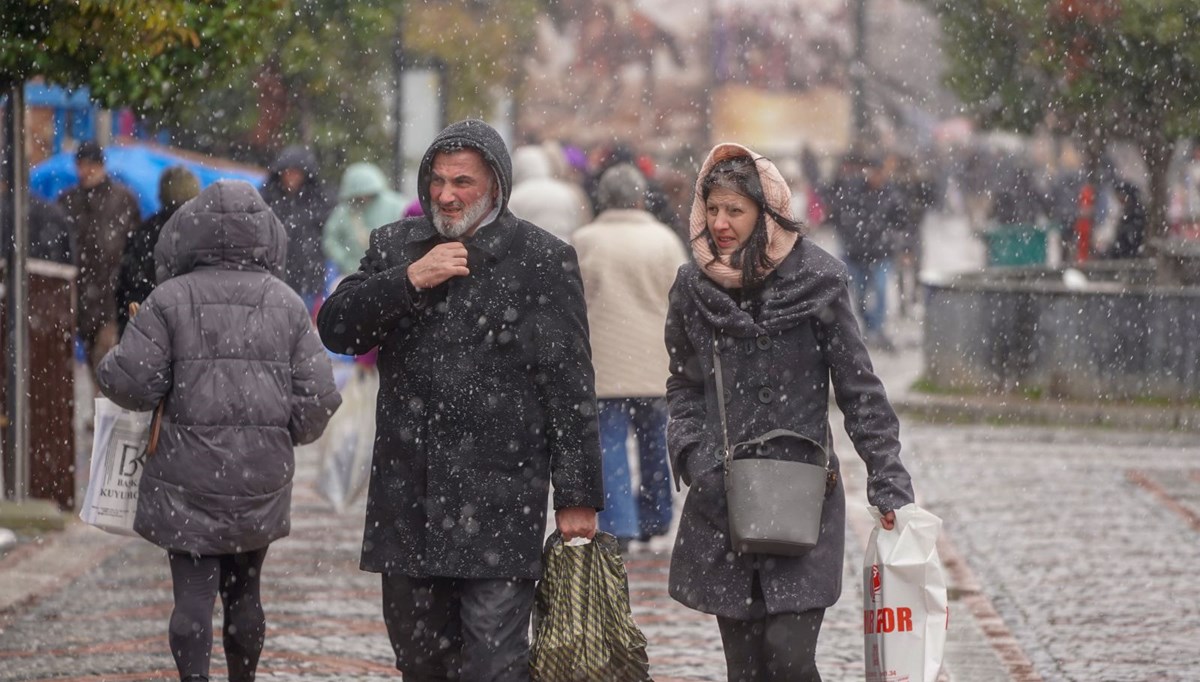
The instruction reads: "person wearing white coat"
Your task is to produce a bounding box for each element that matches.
[572,163,687,548]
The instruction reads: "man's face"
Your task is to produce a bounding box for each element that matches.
[429,149,496,239]
[75,160,106,188]
[280,168,305,192]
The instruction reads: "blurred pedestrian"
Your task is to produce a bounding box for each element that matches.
[316,119,603,680]
[1107,181,1148,259]
[825,154,902,350]
[115,166,200,335]
[261,146,334,307]
[508,143,591,241]
[58,141,141,378]
[96,180,340,682]
[1045,146,1086,254]
[572,164,687,551]
[584,141,680,232]
[666,144,915,681]
[322,162,406,276]
[991,163,1041,227]
[889,154,934,317]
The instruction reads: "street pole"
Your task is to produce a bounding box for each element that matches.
[704,0,717,148]
[392,11,406,189]
[2,84,30,503]
[852,0,869,148]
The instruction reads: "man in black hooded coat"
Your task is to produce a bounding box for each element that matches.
[317,119,604,680]
[261,146,333,304]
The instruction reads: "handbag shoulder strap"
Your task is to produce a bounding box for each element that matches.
[130,301,166,458]
[712,330,732,475]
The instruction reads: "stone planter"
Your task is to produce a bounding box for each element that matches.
[922,259,1200,402]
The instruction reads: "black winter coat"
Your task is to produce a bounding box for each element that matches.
[665,238,914,619]
[825,177,903,265]
[115,207,175,334]
[262,146,333,299]
[317,119,604,580]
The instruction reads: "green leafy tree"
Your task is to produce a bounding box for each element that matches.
[1,1,280,113]
[4,1,549,183]
[920,0,1200,241]
[169,2,400,175]
[171,0,546,182]
[405,0,543,122]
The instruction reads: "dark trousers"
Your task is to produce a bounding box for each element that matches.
[382,573,535,681]
[717,609,825,682]
[167,546,269,682]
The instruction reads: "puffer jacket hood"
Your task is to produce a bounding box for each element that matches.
[417,119,513,217]
[337,162,391,201]
[155,180,287,284]
[269,145,319,177]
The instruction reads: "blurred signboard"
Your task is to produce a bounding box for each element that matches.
[709,0,853,157]
[522,0,853,159]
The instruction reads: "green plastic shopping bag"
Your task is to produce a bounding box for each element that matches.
[530,531,653,681]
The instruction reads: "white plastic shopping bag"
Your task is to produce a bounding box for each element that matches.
[316,366,378,512]
[79,398,154,537]
[863,503,949,682]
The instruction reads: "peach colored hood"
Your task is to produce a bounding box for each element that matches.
[689,143,801,288]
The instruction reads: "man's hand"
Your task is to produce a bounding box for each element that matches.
[555,506,597,542]
[407,242,470,289]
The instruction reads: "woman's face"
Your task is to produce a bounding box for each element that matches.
[705,187,760,255]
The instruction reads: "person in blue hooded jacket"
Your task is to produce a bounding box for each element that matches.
[322,162,407,275]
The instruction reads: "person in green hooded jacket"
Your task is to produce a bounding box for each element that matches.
[323,162,407,275]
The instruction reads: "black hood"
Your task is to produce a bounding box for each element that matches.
[417,119,512,218]
[269,145,319,178]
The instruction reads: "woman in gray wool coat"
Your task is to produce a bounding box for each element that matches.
[665,144,915,681]
[97,180,341,682]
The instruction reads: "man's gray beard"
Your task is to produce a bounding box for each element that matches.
[433,194,493,239]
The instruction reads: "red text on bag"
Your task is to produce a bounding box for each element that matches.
[864,606,913,634]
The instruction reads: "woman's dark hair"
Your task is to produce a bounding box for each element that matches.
[695,155,802,286]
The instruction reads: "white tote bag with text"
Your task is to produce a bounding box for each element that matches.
[79,398,154,537]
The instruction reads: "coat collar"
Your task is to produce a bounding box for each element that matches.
[681,238,844,337]
[404,211,519,262]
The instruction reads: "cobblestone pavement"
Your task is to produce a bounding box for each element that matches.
[898,424,1200,682]
[12,414,1198,681]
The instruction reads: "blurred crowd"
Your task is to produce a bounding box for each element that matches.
[18,134,1170,369]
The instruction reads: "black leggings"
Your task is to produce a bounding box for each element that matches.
[717,609,825,681]
[716,573,824,681]
[167,546,269,682]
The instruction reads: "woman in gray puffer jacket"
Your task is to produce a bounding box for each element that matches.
[97,180,340,682]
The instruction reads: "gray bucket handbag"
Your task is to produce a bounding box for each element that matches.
[713,332,830,556]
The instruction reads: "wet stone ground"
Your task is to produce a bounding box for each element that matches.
[2,416,1200,680]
